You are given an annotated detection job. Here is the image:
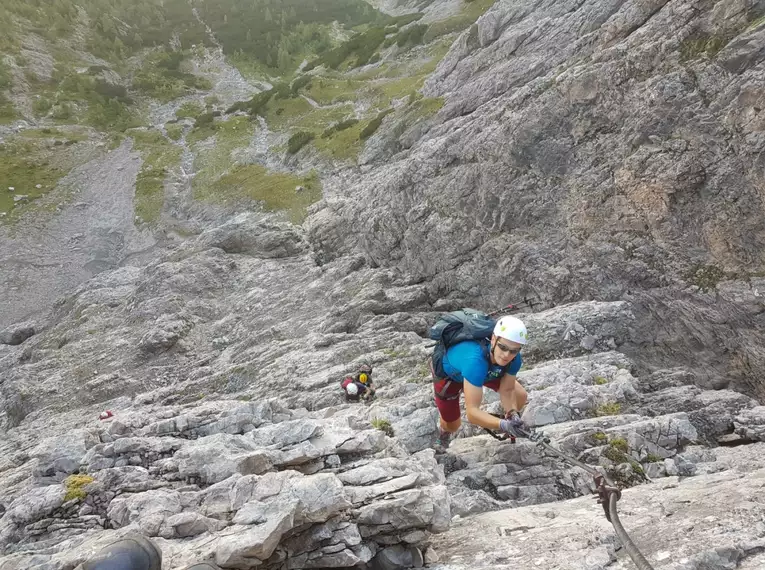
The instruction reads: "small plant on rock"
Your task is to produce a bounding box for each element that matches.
[592,402,621,417]
[371,417,394,437]
[593,375,609,385]
[64,474,94,501]
[592,431,608,443]
[609,437,628,453]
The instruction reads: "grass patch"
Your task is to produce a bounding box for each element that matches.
[371,417,395,437]
[313,119,367,161]
[609,437,629,453]
[262,96,314,130]
[287,131,315,154]
[406,95,444,121]
[322,118,359,138]
[593,375,609,385]
[0,92,17,124]
[191,115,253,189]
[198,165,322,224]
[679,35,728,61]
[176,101,205,120]
[132,50,212,102]
[130,129,182,224]
[305,78,362,105]
[293,104,355,132]
[165,123,184,141]
[686,263,725,292]
[423,0,496,42]
[0,138,68,219]
[747,14,765,32]
[64,474,95,502]
[592,402,621,417]
[360,109,392,139]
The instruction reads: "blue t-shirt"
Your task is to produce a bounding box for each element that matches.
[442,340,522,387]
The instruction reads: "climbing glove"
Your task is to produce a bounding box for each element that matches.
[499,410,527,437]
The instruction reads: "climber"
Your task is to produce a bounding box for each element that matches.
[432,315,529,449]
[340,363,376,402]
[80,532,218,570]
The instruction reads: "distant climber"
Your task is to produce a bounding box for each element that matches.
[341,363,376,402]
[431,315,529,449]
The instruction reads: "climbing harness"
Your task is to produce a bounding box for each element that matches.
[486,421,655,570]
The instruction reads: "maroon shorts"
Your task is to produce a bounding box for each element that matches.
[433,376,502,423]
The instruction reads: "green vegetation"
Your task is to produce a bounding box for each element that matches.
[687,263,725,292]
[130,129,182,224]
[592,402,621,417]
[592,431,608,442]
[371,417,394,437]
[389,24,428,48]
[197,0,386,73]
[679,35,728,61]
[287,131,314,154]
[191,116,252,190]
[263,97,314,130]
[747,14,765,32]
[360,109,391,139]
[305,78,360,105]
[44,68,143,131]
[132,50,211,102]
[322,118,359,138]
[643,453,663,463]
[165,123,184,141]
[0,137,70,219]
[313,119,367,160]
[423,0,496,42]
[593,375,609,385]
[176,101,206,121]
[0,60,14,124]
[0,0,210,60]
[306,26,387,70]
[405,95,445,122]
[64,474,95,501]
[199,165,322,224]
[609,437,628,453]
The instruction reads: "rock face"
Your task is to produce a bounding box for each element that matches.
[2,0,765,569]
[306,0,765,400]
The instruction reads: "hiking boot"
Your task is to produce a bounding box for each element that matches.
[436,428,452,450]
[81,533,161,570]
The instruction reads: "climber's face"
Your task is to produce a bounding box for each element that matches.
[491,335,522,367]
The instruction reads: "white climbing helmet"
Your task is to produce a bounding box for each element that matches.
[493,315,528,345]
[346,383,359,396]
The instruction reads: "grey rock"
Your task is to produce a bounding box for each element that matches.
[734,406,765,441]
[372,545,424,570]
[386,407,439,453]
[357,486,450,534]
[248,419,323,447]
[197,212,308,258]
[214,514,296,568]
[138,313,191,354]
[106,489,183,536]
[6,485,66,526]
[30,429,98,476]
[161,512,227,538]
[0,322,36,345]
[175,433,275,484]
